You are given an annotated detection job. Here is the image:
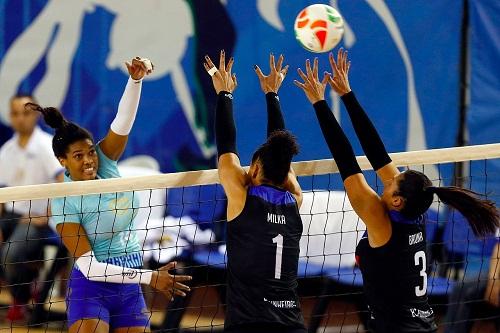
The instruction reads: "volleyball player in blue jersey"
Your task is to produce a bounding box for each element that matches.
[29,57,192,333]
[295,50,499,333]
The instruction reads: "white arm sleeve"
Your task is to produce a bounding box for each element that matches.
[75,251,152,284]
[110,77,142,135]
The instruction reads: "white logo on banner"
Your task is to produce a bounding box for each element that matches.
[0,0,214,157]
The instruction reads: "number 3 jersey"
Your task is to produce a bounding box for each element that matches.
[225,184,305,330]
[355,210,437,332]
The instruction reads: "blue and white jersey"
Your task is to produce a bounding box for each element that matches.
[51,145,141,264]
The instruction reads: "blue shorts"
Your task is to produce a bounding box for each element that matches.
[67,268,150,328]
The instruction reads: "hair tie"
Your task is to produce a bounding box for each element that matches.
[424,186,436,193]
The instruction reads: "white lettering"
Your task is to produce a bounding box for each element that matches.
[409,232,424,245]
[267,213,286,224]
[409,307,434,318]
[263,298,297,308]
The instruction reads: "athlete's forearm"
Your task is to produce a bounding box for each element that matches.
[489,242,500,280]
[215,91,237,158]
[266,92,285,136]
[313,100,361,181]
[341,91,391,171]
[75,251,152,284]
[110,77,142,135]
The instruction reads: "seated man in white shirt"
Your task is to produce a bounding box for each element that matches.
[0,94,64,321]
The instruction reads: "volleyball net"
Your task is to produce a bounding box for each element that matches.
[0,143,499,332]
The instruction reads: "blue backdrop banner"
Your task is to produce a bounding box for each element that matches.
[0,0,463,176]
[468,0,500,203]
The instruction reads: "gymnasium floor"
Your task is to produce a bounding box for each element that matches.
[0,283,495,332]
[0,283,365,333]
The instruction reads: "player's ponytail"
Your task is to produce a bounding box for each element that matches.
[396,170,499,237]
[427,186,499,237]
[25,103,93,158]
[252,130,299,185]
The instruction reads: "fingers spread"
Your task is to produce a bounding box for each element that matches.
[313,58,319,81]
[226,57,234,74]
[172,274,192,282]
[254,65,264,79]
[328,76,339,90]
[160,261,176,271]
[297,68,308,82]
[205,55,215,69]
[276,54,284,72]
[341,49,348,71]
[173,289,187,297]
[232,73,238,87]
[281,65,289,79]
[174,281,191,291]
[329,52,339,75]
[322,72,331,86]
[219,50,226,71]
[305,59,313,78]
[293,80,306,89]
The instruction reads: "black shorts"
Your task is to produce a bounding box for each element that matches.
[225,323,306,333]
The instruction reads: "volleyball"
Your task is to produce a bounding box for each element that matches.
[294,4,344,53]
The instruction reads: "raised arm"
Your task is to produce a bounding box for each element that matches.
[294,58,391,247]
[255,54,302,205]
[99,57,153,161]
[203,51,246,220]
[254,53,289,136]
[328,49,399,184]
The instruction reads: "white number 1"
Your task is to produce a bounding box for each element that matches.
[414,250,427,297]
[272,234,283,279]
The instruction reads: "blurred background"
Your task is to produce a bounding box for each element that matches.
[0,0,499,332]
[0,0,497,169]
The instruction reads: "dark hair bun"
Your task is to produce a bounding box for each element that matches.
[252,130,300,185]
[25,103,67,129]
[267,130,300,160]
[25,102,93,158]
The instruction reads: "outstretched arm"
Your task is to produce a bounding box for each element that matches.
[295,58,391,247]
[328,49,399,184]
[203,51,246,220]
[255,53,302,205]
[254,53,289,136]
[100,57,153,161]
[55,222,190,300]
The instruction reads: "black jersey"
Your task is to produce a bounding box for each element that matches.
[225,184,305,331]
[355,211,437,333]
